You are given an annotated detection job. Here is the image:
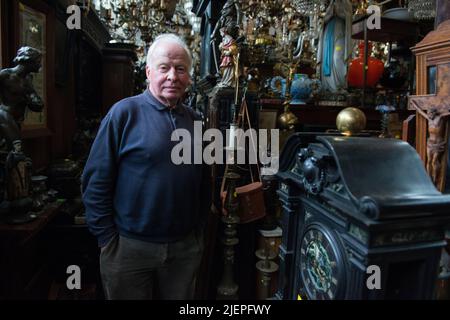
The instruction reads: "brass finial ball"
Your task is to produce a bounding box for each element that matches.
[336,107,367,136]
[278,110,299,130]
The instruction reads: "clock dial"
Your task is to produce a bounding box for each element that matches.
[299,226,344,300]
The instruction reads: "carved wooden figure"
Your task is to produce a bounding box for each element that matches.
[406,17,450,191]
[410,62,450,185]
[409,63,450,190]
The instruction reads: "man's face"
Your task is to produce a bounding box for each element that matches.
[146,42,191,106]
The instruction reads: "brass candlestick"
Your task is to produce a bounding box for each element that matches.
[278,63,299,130]
[255,239,279,300]
[217,171,241,300]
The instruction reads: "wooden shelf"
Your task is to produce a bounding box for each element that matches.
[0,200,66,238]
[0,200,67,299]
[260,98,400,111]
[259,98,413,132]
[352,16,420,42]
[350,15,419,107]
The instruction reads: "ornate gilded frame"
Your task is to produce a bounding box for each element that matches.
[17,1,47,130]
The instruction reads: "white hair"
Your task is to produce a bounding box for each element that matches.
[146,33,192,72]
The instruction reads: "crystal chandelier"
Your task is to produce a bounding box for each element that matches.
[241,0,304,47]
[292,0,327,15]
[408,0,436,20]
[94,0,202,48]
[94,0,203,77]
[96,0,179,44]
[181,0,201,33]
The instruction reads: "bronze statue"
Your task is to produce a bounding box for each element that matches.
[0,46,44,223]
[0,47,43,149]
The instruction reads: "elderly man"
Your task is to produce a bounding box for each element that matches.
[82,34,207,300]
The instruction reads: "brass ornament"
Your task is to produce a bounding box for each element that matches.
[278,109,299,130]
[336,107,366,136]
[278,97,299,130]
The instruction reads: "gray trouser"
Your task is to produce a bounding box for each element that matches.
[100,230,204,300]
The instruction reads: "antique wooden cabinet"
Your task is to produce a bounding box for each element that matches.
[276,133,450,299]
[101,42,137,115]
[407,19,450,191]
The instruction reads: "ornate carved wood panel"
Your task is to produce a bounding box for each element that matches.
[408,20,450,191]
[409,63,450,189]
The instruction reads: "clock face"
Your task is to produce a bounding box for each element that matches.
[299,226,344,300]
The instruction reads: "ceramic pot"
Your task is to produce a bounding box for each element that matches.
[270,76,286,97]
[348,42,384,88]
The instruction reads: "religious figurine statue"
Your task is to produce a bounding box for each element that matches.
[0,46,44,223]
[210,0,242,78]
[413,105,450,187]
[210,0,241,44]
[317,0,353,93]
[425,108,448,186]
[217,26,239,88]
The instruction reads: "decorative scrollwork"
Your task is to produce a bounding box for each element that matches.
[358,196,379,219]
[297,148,326,195]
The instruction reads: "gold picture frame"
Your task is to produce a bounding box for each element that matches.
[18,2,47,130]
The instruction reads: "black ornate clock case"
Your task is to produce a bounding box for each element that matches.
[275,133,450,300]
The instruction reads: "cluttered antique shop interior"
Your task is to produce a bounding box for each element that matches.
[0,0,450,301]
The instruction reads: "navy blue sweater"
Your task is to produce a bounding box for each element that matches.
[82,90,206,246]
